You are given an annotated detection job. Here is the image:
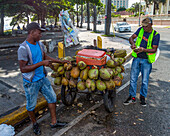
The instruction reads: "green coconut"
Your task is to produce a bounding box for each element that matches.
[115,66,122,73]
[104,79,115,90]
[114,49,127,58]
[88,68,99,80]
[64,71,71,79]
[54,77,62,85]
[99,68,111,80]
[77,81,86,91]
[61,77,69,86]
[86,79,96,92]
[96,80,106,91]
[80,67,89,81]
[69,78,77,88]
[57,66,65,75]
[77,61,87,70]
[51,71,60,78]
[50,63,60,71]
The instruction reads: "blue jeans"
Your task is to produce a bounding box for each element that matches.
[23,77,57,111]
[129,58,152,98]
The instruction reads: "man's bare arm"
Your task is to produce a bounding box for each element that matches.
[19,60,51,73]
[129,34,138,49]
[44,52,70,64]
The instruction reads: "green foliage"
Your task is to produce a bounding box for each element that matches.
[111,13,121,18]
[117,7,126,12]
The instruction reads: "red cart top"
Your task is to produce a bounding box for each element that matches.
[77,49,106,58]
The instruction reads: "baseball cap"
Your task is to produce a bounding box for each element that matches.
[141,17,152,26]
[26,22,46,32]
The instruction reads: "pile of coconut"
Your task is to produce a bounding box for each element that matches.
[50,49,126,92]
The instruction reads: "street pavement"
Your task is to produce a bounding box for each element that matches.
[0,25,131,119]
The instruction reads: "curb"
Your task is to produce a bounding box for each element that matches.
[0,86,61,126]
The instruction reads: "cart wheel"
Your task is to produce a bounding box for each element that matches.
[61,85,77,106]
[103,89,116,113]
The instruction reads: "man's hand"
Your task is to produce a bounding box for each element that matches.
[134,47,144,54]
[62,60,71,64]
[42,60,52,66]
[131,43,136,49]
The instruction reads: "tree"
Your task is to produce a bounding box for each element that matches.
[131,2,142,15]
[105,0,111,35]
[117,7,126,12]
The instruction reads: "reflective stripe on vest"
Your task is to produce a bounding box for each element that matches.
[131,28,158,63]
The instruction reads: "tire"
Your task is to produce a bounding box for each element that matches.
[61,85,77,106]
[103,89,116,113]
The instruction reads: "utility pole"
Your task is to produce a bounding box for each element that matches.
[139,0,141,26]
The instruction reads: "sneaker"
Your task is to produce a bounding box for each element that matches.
[123,96,136,105]
[50,120,68,128]
[140,96,146,107]
[33,123,41,135]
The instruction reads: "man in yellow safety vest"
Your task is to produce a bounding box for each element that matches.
[123,17,160,106]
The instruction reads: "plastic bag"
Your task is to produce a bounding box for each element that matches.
[0,124,15,136]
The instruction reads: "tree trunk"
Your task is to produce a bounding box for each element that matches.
[87,1,90,30]
[0,5,4,36]
[77,3,79,27]
[80,2,83,28]
[105,0,111,35]
[93,5,97,32]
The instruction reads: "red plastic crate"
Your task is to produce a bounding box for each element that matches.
[76,49,106,66]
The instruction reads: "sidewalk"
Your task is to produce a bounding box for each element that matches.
[0,25,131,126]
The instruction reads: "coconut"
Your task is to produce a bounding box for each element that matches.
[63,56,74,61]
[107,68,114,78]
[61,77,69,86]
[106,59,116,68]
[114,58,120,66]
[64,71,71,79]
[104,79,115,90]
[50,63,60,71]
[114,49,127,58]
[86,78,92,89]
[115,66,122,73]
[86,79,96,92]
[64,63,72,71]
[120,65,125,73]
[113,77,122,86]
[80,67,89,81]
[77,81,86,91]
[57,66,65,75]
[99,68,111,80]
[96,80,106,91]
[54,77,62,85]
[70,67,80,78]
[69,78,77,88]
[117,73,123,80]
[88,68,99,80]
[77,61,87,70]
[51,71,59,78]
[118,57,125,64]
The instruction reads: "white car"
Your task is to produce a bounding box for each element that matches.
[114,22,131,32]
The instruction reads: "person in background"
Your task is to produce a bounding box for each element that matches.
[123,17,160,106]
[18,22,70,135]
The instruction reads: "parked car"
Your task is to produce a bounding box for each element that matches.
[114,22,131,32]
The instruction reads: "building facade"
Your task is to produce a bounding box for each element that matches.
[100,0,129,9]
